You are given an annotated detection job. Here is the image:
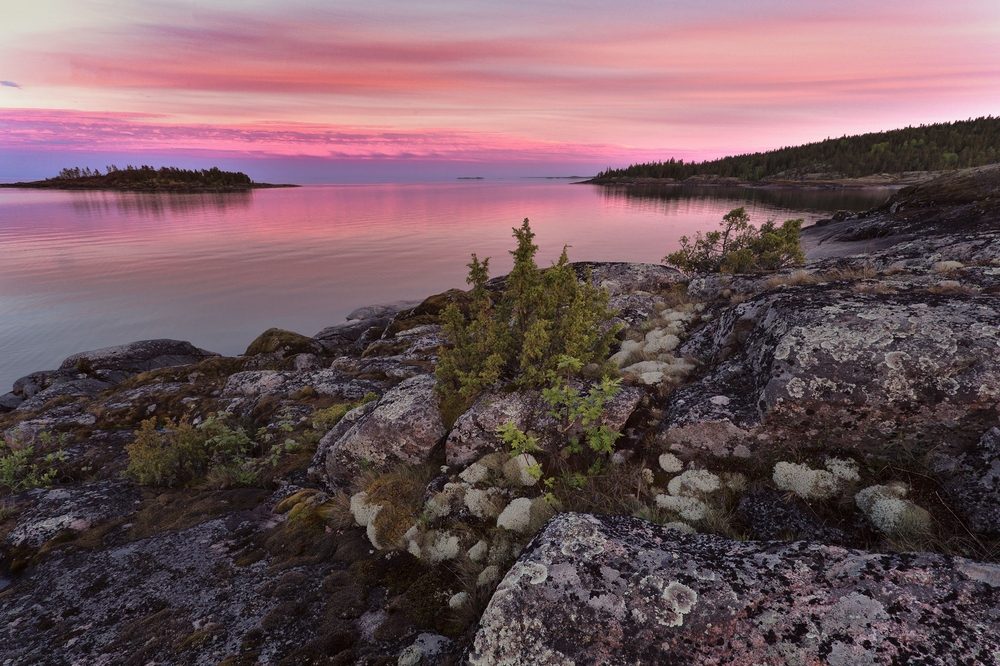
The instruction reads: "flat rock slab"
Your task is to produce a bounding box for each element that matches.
[6,482,142,548]
[470,513,1000,666]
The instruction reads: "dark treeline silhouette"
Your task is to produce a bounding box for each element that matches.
[54,165,253,188]
[595,117,1000,182]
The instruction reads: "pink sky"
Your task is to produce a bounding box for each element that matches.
[1,0,998,181]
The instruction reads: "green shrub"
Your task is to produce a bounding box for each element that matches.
[0,438,66,495]
[436,219,620,413]
[124,414,257,487]
[664,207,804,274]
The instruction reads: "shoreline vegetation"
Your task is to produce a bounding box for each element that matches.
[585,116,1000,189]
[0,165,298,192]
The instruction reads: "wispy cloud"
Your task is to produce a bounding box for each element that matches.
[0,81,21,88]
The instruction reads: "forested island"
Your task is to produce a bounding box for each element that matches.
[0,165,298,192]
[588,116,1000,186]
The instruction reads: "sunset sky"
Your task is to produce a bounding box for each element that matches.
[2,0,998,181]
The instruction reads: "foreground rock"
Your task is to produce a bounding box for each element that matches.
[661,281,1000,458]
[471,512,1000,665]
[322,374,447,482]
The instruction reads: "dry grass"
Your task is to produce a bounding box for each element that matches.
[317,490,356,530]
[852,281,897,295]
[928,280,979,295]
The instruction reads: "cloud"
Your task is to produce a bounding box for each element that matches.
[0,80,21,88]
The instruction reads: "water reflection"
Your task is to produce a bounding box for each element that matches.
[67,190,254,217]
[0,181,897,390]
[599,184,895,219]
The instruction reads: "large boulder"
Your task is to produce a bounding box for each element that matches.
[323,374,446,481]
[59,339,219,382]
[470,513,1000,665]
[659,281,1000,458]
[15,378,111,413]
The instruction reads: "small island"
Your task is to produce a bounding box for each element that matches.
[0,165,298,192]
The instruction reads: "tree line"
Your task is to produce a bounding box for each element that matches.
[596,117,1000,181]
[53,165,253,187]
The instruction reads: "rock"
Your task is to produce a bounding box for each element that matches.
[572,262,685,296]
[661,281,1000,458]
[313,317,392,355]
[15,377,111,413]
[347,300,421,321]
[470,513,1000,665]
[5,482,142,548]
[0,392,24,412]
[945,427,1000,535]
[244,328,326,358]
[324,374,446,481]
[447,384,643,467]
[737,491,848,543]
[59,339,218,377]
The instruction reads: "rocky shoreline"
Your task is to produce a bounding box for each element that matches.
[583,169,941,189]
[3,164,1000,665]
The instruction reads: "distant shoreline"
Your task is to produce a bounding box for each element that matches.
[581,170,941,190]
[0,181,299,192]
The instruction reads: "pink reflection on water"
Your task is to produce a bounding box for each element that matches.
[0,182,891,389]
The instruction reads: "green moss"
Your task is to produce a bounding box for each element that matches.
[245,328,322,357]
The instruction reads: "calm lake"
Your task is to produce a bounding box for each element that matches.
[0,181,893,391]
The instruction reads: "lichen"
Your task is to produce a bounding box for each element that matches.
[772,461,839,500]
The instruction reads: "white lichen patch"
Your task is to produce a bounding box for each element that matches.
[465,487,507,519]
[663,521,696,534]
[855,483,933,536]
[459,462,489,484]
[503,453,539,487]
[825,458,860,483]
[424,483,465,519]
[656,494,709,521]
[772,461,840,500]
[421,530,461,563]
[477,565,500,587]
[667,470,722,497]
[467,539,489,563]
[497,497,533,533]
[658,453,684,474]
[350,491,382,527]
[448,592,470,609]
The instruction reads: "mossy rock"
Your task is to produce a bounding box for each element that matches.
[245,328,325,358]
[384,289,473,338]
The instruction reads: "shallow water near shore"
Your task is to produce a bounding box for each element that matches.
[0,181,892,390]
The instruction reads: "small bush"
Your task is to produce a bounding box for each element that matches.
[123,414,259,487]
[664,207,804,273]
[436,219,620,413]
[0,438,65,495]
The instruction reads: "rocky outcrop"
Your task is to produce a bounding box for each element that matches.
[5,482,141,548]
[471,512,1000,665]
[323,374,447,481]
[60,339,219,378]
[659,281,1000,458]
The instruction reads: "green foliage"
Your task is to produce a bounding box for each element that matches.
[0,437,66,495]
[596,116,1000,181]
[436,219,620,410]
[664,207,804,273]
[124,414,258,487]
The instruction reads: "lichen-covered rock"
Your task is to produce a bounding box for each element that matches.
[14,377,111,413]
[5,482,142,548]
[60,339,219,377]
[855,482,933,536]
[661,281,1000,458]
[737,491,849,543]
[945,427,1000,535]
[325,374,446,480]
[470,512,1000,665]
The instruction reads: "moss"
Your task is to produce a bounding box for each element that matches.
[361,340,412,358]
[383,289,473,338]
[175,628,214,653]
[403,570,453,630]
[245,328,323,357]
[274,489,320,514]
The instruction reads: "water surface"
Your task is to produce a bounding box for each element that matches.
[0,182,892,390]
